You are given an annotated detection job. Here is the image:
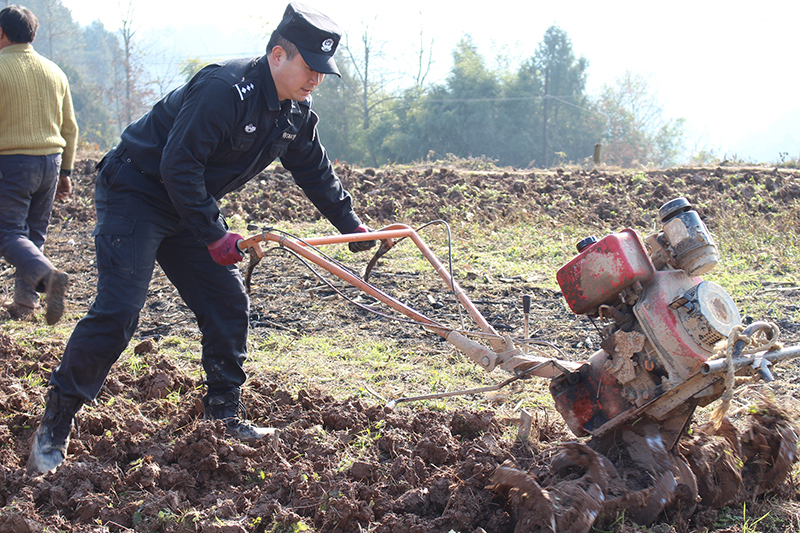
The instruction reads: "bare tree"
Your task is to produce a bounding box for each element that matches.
[115,0,152,129]
[412,17,433,89]
[345,24,377,131]
[144,31,183,99]
[119,3,136,126]
[344,21,407,128]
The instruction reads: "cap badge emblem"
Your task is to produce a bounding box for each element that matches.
[321,38,334,53]
[245,123,256,133]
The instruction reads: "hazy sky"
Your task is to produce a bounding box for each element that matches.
[60,0,800,163]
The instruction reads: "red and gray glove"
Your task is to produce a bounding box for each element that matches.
[208,232,245,265]
[348,224,376,253]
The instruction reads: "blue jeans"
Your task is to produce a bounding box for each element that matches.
[0,154,61,308]
[50,152,250,401]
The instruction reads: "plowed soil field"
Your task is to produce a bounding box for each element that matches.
[2,155,800,533]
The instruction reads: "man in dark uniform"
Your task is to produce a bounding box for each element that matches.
[28,2,375,474]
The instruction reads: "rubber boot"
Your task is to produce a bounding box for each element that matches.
[27,388,83,474]
[8,301,36,320]
[44,270,69,325]
[12,273,39,319]
[203,390,275,441]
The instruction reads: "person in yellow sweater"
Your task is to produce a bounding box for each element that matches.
[0,5,77,325]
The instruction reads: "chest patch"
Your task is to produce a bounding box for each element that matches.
[282,132,297,141]
[244,123,257,133]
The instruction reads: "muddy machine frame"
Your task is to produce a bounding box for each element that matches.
[238,198,800,448]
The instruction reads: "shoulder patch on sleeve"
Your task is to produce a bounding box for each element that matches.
[233,80,257,101]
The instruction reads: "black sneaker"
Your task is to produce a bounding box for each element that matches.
[27,388,83,474]
[44,270,69,325]
[203,390,275,441]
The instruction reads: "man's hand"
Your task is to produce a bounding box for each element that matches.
[348,224,376,253]
[55,173,72,201]
[208,232,245,265]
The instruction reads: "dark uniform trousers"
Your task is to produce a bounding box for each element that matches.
[50,150,249,401]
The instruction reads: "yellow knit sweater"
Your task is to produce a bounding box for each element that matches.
[0,43,78,170]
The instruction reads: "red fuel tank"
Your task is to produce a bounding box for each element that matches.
[557,229,655,315]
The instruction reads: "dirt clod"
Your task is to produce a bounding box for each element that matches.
[1,158,799,532]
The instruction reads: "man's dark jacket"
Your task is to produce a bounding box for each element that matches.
[118,56,360,245]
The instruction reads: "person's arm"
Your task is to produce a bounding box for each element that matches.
[59,83,78,171]
[57,83,79,201]
[158,77,236,246]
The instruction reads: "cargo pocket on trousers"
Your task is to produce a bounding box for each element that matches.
[92,219,137,275]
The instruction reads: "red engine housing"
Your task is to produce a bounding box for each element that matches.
[551,224,740,439]
[557,230,655,315]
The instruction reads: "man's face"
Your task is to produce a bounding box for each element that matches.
[271,47,325,102]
